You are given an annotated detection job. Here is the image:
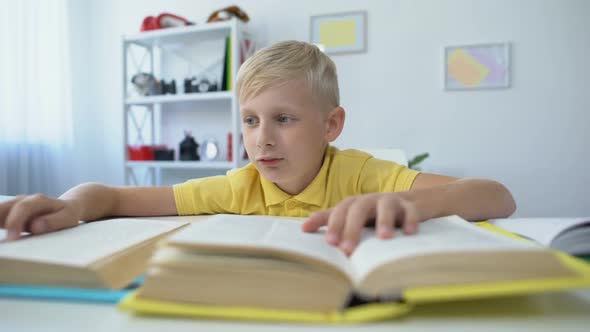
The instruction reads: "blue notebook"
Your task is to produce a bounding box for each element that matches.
[0,276,144,304]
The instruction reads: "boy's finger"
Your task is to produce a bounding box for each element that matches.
[326,198,356,245]
[301,209,332,232]
[0,196,25,228]
[28,207,75,235]
[341,197,375,255]
[400,200,419,234]
[375,198,396,239]
[4,195,61,241]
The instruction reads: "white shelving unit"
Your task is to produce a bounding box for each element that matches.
[125,161,234,169]
[122,19,250,186]
[125,91,233,105]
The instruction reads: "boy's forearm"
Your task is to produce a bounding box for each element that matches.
[401,179,516,221]
[59,183,118,222]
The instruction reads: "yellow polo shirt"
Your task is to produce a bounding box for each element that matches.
[173,146,419,217]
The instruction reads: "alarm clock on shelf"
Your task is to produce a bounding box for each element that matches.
[200,138,219,161]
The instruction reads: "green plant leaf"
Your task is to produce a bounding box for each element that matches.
[408,153,429,170]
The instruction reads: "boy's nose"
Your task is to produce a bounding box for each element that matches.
[256,124,275,148]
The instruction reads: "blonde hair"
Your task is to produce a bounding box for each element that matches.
[236,40,339,109]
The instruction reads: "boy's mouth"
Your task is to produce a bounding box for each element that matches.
[257,157,284,166]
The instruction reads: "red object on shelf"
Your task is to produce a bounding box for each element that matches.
[140,13,194,32]
[227,132,233,161]
[140,16,160,32]
[127,145,155,160]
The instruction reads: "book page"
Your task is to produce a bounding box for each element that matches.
[350,216,541,284]
[0,218,187,267]
[166,214,354,277]
[490,218,590,246]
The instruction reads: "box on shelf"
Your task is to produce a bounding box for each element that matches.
[128,145,154,161]
[128,145,175,161]
[154,147,175,161]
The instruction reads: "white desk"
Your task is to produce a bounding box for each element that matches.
[1,195,590,330]
[1,290,590,331]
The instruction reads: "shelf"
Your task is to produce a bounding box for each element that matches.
[123,18,247,186]
[126,161,234,170]
[125,91,233,105]
[123,20,236,48]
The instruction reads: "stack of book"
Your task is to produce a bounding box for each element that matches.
[118,214,590,323]
[0,218,188,303]
[2,209,589,323]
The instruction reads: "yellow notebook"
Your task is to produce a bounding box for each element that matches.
[118,216,590,324]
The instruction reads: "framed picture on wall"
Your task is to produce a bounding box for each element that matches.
[444,42,511,90]
[310,11,367,54]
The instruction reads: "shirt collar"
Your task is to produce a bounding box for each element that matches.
[260,175,292,206]
[260,146,335,207]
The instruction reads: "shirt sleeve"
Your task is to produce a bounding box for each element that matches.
[357,157,420,193]
[173,175,236,215]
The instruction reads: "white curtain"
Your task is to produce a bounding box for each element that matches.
[0,0,76,196]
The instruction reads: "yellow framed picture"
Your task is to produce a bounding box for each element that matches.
[444,42,511,90]
[310,11,367,54]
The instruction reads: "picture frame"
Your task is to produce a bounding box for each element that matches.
[310,11,367,54]
[444,42,511,90]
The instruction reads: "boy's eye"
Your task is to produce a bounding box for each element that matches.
[278,115,291,123]
[244,117,258,125]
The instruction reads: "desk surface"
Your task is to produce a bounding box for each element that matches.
[1,195,590,331]
[1,290,590,331]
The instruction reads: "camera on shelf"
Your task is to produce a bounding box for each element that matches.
[183,77,218,93]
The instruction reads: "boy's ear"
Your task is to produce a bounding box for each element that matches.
[324,106,345,142]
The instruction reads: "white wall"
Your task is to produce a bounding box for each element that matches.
[71,0,590,217]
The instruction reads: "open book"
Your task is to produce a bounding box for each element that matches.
[490,218,590,255]
[0,218,187,289]
[130,214,590,315]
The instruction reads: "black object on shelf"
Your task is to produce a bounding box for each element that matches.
[179,131,200,161]
[184,77,196,93]
[154,148,175,160]
[161,79,177,95]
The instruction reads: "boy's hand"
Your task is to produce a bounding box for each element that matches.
[0,195,81,241]
[301,193,422,255]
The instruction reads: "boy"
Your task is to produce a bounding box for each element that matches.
[0,41,516,255]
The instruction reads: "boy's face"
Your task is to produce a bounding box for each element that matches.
[240,79,341,195]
